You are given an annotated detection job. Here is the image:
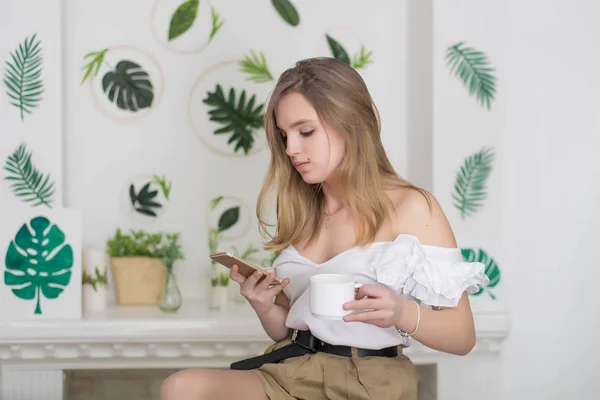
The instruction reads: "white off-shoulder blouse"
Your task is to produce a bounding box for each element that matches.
[273,234,490,350]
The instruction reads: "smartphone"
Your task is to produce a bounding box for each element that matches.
[209,252,281,285]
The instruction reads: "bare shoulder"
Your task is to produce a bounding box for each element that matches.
[388,186,457,248]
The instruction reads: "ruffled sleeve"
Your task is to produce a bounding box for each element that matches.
[370,234,490,307]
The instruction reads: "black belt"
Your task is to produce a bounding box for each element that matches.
[230,329,398,370]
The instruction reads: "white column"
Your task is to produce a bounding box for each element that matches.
[0,366,64,400]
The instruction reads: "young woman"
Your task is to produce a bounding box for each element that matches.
[161,57,489,400]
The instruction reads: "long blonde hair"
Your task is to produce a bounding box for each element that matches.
[256,57,428,252]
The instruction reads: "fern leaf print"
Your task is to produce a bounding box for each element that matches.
[3,33,44,120]
[452,146,495,219]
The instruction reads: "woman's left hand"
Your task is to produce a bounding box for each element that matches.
[343,284,407,328]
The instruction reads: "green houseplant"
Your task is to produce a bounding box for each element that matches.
[106,228,184,307]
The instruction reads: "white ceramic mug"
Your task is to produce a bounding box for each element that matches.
[309,274,362,320]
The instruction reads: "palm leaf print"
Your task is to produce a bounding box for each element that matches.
[3,33,44,120]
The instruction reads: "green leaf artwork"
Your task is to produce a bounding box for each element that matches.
[168,0,200,41]
[325,35,373,69]
[3,143,55,208]
[239,50,273,83]
[452,146,495,219]
[102,60,153,112]
[152,174,172,200]
[210,195,224,209]
[445,41,497,109]
[3,33,44,120]
[4,216,74,315]
[129,182,162,217]
[208,196,240,255]
[461,248,500,300]
[218,206,240,232]
[209,6,225,43]
[82,266,108,292]
[203,84,265,154]
[326,34,350,65]
[80,48,108,85]
[271,0,300,27]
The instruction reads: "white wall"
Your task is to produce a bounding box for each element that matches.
[502,0,600,397]
[427,0,600,397]
[58,0,600,397]
[62,0,407,300]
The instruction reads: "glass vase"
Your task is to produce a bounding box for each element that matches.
[159,268,182,312]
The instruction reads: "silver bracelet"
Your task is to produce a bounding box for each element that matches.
[397,300,421,337]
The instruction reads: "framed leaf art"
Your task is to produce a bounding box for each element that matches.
[0,208,82,321]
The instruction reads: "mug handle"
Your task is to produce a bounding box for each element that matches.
[354,282,367,299]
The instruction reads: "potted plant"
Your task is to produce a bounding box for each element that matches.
[106,228,184,306]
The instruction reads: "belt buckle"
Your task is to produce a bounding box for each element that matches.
[291,329,316,353]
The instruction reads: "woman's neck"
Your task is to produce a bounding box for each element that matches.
[320,179,346,214]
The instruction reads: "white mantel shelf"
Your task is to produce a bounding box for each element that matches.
[0,299,511,400]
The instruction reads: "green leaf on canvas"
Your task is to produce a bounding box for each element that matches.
[271,0,299,26]
[218,206,239,233]
[462,248,500,300]
[445,41,497,109]
[4,33,44,120]
[130,182,162,217]
[203,84,264,154]
[81,48,108,85]
[102,60,153,112]
[169,0,200,41]
[452,146,495,219]
[351,45,374,69]
[326,34,350,65]
[4,216,74,314]
[209,6,225,42]
[239,50,273,83]
[152,174,172,200]
[3,143,55,208]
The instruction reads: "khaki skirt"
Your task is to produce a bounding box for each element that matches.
[251,338,419,400]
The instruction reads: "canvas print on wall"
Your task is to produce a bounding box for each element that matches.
[0,0,63,210]
[0,208,82,321]
[81,45,164,123]
[150,0,225,54]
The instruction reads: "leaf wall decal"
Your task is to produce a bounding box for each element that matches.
[169,0,200,41]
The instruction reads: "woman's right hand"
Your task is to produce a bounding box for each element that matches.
[230,265,290,315]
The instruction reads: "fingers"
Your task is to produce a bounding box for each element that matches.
[355,284,385,299]
[344,309,393,323]
[343,298,382,311]
[229,265,246,283]
[245,269,266,287]
[267,277,290,296]
[256,271,275,291]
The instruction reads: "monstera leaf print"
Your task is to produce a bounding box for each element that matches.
[4,216,74,315]
[102,60,154,112]
[462,248,500,300]
[3,33,44,120]
[203,84,264,154]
